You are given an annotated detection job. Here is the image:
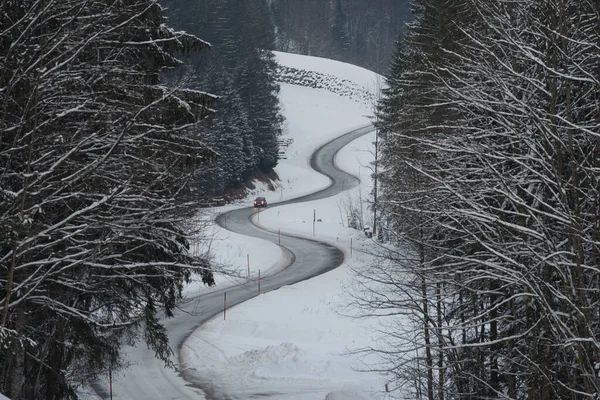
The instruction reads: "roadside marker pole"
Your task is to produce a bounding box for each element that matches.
[247,254,250,277]
[224,292,226,320]
[109,368,113,400]
[313,209,316,236]
[258,269,261,294]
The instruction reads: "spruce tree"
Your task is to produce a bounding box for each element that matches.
[0,1,214,397]
[162,0,284,189]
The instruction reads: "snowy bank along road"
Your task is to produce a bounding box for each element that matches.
[92,123,374,400]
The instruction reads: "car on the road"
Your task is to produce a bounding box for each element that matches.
[253,196,267,208]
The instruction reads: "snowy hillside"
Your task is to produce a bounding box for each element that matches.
[275,51,381,105]
[179,53,387,399]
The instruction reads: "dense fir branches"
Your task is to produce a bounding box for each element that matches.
[331,0,351,58]
[0,0,215,398]
[161,0,284,197]
[371,0,600,398]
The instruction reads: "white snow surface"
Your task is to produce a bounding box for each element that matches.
[83,52,386,399]
[179,53,386,399]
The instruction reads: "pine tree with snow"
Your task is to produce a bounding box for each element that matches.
[0,1,215,397]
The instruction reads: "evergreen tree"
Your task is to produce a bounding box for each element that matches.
[331,0,351,58]
[162,0,284,192]
[198,62,256,193]
[0,1,214,397]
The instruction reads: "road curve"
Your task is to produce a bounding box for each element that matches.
[92,123,374,400]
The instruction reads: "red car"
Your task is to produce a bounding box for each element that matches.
[253,196,267,208]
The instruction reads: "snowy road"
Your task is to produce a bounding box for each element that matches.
[92,123,374,399]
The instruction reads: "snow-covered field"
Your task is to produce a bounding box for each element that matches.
[81,52,387,400]
[179,52,388,399]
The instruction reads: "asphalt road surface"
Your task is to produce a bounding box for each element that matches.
[92,124,374,399]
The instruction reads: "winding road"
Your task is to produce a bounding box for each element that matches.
[92,123,374,399]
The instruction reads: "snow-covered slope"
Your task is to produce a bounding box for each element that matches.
[180,53,386,399]
[275,51,380,105]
